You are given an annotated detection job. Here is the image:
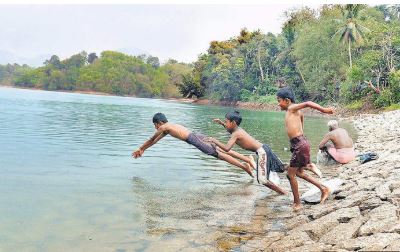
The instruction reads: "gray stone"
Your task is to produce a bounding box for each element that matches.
[319,217,364,245]
[358,203,399,236]
[335,232,400,250]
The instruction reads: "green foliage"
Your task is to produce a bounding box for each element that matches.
[384,103,400,111]
[389,70,400,103]
[345,100,363,110]
[374,89,393,107]
[4,51,190,98]
[3,4,400,109]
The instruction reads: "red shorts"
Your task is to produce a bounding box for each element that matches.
[289,135,311,168]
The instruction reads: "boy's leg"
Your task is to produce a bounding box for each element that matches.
[287,167,301,211]
[217,151,254,178]
[304,163,322,178]
[296,168,330,203]
[264,180,288,195]
[217,147,256,170]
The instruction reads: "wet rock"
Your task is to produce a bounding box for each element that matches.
[334,232,400,250]
[358,203,399,236]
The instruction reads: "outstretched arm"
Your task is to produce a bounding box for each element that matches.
[289,101,334,114]
[132,129,167,158]
[211,135,237,152]
[319,133,332,150]
[212,118,226,128]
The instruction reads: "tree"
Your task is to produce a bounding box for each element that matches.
[146,56,160,69]
[333,4,370,68]
[88,53,98,64]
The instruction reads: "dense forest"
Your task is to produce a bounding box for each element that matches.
[0,51,191,98]
[179,4,400,109]
[1,4,400,109]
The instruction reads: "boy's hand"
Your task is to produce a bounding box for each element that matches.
[212,118,223,124]
[324,107,335,114]
[204,137,215,143]
[132,148,144,158]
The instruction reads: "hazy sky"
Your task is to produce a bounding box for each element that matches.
[0,4,312,64]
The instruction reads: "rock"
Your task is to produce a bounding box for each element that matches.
[240,231,284,251]
[359,196,383,211]
[358,203,399,236]
[288,242,333,252]
[291,207,360,241]
[319,217,364,245]
[356,176,383,191]
[389,181,400,191]
[307,203,339,220]
[383,239,400,251]
[269,231,312,251]
[335,232,400,250]
[376,182,392,200]
[284,215,309,230]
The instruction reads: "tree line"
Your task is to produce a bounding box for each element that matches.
[0,51,191,98]
[179,4,400,109]
[1,4,399,109]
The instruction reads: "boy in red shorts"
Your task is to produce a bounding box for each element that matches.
[277,87,334,211]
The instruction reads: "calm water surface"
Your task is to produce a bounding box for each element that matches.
[0,87,355,251]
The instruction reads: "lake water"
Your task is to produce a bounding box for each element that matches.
[0,86,355,251]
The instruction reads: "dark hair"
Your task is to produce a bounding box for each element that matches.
[225,110,242,126]
[277,87,295,103]
[152,113,168,124]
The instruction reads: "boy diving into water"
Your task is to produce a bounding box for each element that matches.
[277,87,333,211]
[132,113,255,177]
[210,110,288,195]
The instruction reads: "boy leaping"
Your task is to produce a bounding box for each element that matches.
[277,87,333,211]
[210,110,288,195]
[132,113,255,177]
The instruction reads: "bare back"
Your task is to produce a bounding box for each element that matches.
[328,128,354,149]
[160,123,191,141]
[233,128,263,152]
[285,107,304,139]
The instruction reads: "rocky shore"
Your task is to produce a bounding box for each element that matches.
[235,109,400,251]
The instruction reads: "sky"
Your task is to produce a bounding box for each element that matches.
[0,4,316,65]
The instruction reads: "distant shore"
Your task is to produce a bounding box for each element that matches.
[1,85,384,119]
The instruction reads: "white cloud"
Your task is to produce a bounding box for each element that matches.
[0,4,311,65]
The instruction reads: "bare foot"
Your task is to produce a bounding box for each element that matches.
[243,163,254,178]
[248,155,256,170]
[293,203,302,212]
[307,163,322,178]
[320,187,331,203]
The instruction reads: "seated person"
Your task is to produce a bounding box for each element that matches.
[318,120,356,164]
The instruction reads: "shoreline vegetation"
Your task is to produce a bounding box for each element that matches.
[1,5,400,114]
[0,85,391,119]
